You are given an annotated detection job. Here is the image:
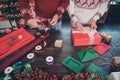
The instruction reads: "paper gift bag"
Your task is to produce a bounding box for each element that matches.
[77,49,99,62]
[71,27,102,46]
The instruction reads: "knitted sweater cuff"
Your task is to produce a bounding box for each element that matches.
[71,15,79,27]
[93,15,100,22]
[56,7,65,17]
[93,12,101,21]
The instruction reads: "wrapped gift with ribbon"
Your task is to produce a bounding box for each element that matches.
[108,72,120,80]
[71,27,102,46]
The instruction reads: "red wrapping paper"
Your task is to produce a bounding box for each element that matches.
[71,27,102,46]
[0,30,49,73]
[0,28,35,60]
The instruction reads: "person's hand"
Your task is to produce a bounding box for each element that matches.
[75,21,84,31]
[27,19,42,28]
[50,14,59,26]
[90,19,97,30]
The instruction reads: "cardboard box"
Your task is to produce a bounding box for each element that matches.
[71,27,102,46]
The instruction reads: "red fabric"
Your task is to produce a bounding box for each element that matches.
[18,0,69,22]
[71,28,102,46]
[0,28,35,60]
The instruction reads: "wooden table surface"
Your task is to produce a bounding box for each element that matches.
[1,21,120,79]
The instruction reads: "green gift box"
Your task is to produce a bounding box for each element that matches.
[62,56,84,73]
[86,63,108,80]
[77,49,99,62]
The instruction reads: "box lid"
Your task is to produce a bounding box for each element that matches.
[77,49,99,62]
[62,56,84,73]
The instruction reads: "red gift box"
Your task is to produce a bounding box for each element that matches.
[0,28,35,60]
[71,27,102,46]
[93,43,110,55]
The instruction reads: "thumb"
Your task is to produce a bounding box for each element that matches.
[35,19,41,23]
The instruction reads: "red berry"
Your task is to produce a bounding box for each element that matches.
[79,73,84,79]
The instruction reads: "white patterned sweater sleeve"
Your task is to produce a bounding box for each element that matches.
[67,0,79,27]
[67,0,110,27]
[93,0,110,21]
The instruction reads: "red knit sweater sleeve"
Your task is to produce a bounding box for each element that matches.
[18,0,31,22]
[55,0,69,17]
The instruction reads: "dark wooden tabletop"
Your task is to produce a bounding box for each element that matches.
[1,21,120,79]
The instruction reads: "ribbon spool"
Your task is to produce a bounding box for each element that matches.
[46,56,54,65]
[35,45,42,51]
[27,53,34,59]
[4,66,13,74]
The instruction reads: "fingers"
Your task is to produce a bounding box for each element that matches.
[75,22,84,31]
[78,27,84,31]
[50,14,58,25]
[30,24,41,28]
[90,24,97,30]
[50,19,57,25]
[90,19,97,30]
[35,19,41,23]
[27,19,42,28]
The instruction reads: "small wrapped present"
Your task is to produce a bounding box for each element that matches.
[54,39,63,48]
[100,32,112,43]
[71,27,102,46]
[108,72,120,80]
[112,57,120,66]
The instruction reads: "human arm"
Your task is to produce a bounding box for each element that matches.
[92,0,110,22]
[90,0,110,30]
[50,0,69,25]
[67,0,84,31]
